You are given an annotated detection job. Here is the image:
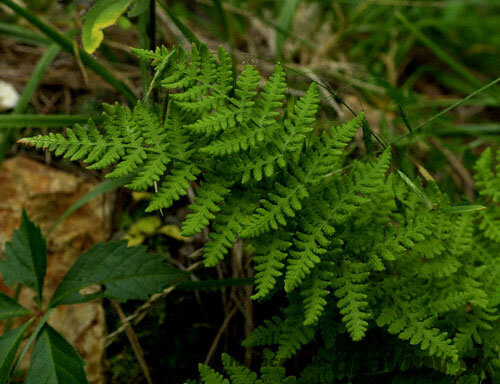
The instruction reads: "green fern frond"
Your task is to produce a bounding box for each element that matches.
[131,46,170,67]
[181,175,233,236]
[23,42,500,383]
[201,192,251,266]
[199,363,230,384]
[186,108,236,135]
[241,174,309,238]
[328,148,391,226]
[275,303,316,361]
[474,147,500,203]
[146,163,200,212]
[300,113,364,183]
[252,232,292,300]
[221,354,258,384]
[284,207,335,292]
[162,44,201,90]
[220,145,286,184]
[301,264,333,326]
[242,316,283,348]
[332,261,371,341]
[259,366,297,384]
[252,63,287,130]
[377,300,459,361]
[282,83,320,154]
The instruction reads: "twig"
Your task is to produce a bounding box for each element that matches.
[106,286,176,347]
[204,302,240,365]
[112,301,153,384]
[105,261,201,346]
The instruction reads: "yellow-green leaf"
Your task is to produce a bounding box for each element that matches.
[158,225,190,242]
[82,0,133,54]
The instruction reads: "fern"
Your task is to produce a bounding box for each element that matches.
[332,260,371,341]
[199,353,297,384]
[20,43,500,383]
[181,175,233,236]
[251,231,292,300]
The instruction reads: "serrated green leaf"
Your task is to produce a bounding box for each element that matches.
[24,325,88,384]
[0,209,46,304]
[82,0,133,54]
[49,240,186,307]
[0,292,31,321]
[0,322,31,384]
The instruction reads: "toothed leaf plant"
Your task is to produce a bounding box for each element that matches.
[18,43,500,382]
[0,210,184,383]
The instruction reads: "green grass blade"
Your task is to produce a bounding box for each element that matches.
[215,3,313,51]
[432,123,500,137]
[395,10,487,90]
[1,0,138,105]
[157,0,201,46]
[275,0,300,61]
[14,45,61,114]
[445,205,486,214]
[397,170,433,209]
[0,21,50,45]
[213,0,234,50]
[0,115,102,128]
[391,77,500,145]
[0,43,60,161]
[47,176,133,236]
[212,0,237,74]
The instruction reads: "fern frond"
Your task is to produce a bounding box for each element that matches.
[252,63,287,130]
[328,148,391,226]
[275,303,316,361]
[300,113,364,184]
[284,207,335,292]
[199,363,230,384]
[131,46,170,66]
[377,299,459,361]
[301,264,333,326]
[259,366,297,384]
[474,147,500,203]
[252,232,292,300]
[232,64,262,121]
[198,65,263,155]
[242,316,283,348]
[221,354,258,384]
[221,145,287,184]
[241,174,309,238]
[186,108,236,135]
[332,261,371,341]
[146,163,200,212]
[200,125,264,156]
[162,44,200,90]
[282,83,320,154]
[181,175,233,236]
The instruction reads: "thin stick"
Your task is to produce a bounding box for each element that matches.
[112,301,153,384]
[106,285,176,346]
[204,302,239,365]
